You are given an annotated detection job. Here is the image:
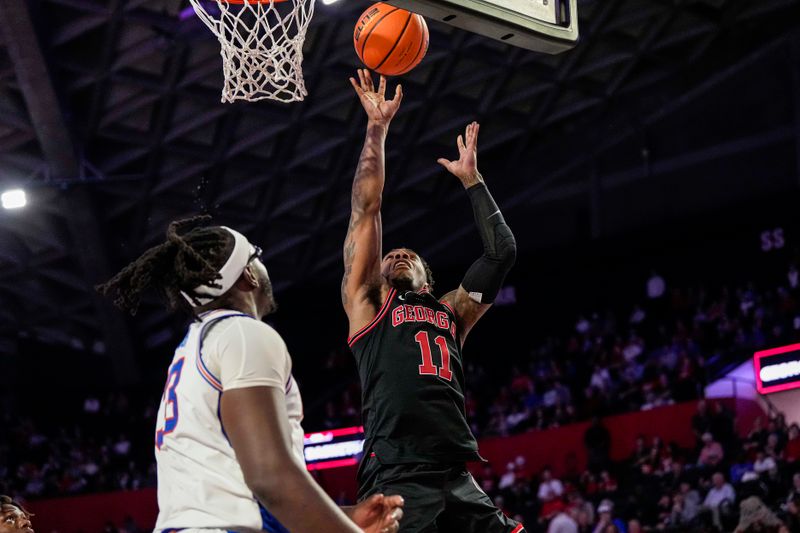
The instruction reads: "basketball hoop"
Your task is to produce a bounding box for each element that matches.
[188,0,316,103]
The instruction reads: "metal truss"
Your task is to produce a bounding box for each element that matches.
[0,0,797,365]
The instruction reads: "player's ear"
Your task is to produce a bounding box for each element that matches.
[236,265,260,291]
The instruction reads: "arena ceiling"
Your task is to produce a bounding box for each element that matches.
[0,0,798,380]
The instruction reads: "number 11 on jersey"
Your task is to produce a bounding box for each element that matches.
[415,331,453,381]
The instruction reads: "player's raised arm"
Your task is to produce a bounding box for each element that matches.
[342,69,403,334]
[437,122,517,346]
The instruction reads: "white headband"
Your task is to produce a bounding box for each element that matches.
[181,226,255,307]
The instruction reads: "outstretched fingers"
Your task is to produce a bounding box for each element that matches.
[349,77,364,95]
[378,75,387,97]
[357,69,368,92]
[392,84,403,105]
[467,121,480,149]
[362,69,375,93]
[457,134,466,153]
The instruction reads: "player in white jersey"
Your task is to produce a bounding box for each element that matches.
[98,216,403,533]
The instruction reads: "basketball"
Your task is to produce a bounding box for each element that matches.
[354,3,429,77]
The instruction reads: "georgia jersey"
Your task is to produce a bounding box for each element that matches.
[154,309,304,533]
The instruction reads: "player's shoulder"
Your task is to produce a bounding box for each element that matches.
[213,315,286,347]
[437,291,458,314]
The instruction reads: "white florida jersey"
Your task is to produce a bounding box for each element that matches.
[154,309,304,533]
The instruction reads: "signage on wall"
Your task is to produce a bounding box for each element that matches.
[754,343,800,394]
[304,426,365,471]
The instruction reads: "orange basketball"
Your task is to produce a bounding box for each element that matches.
[354,3,429,77]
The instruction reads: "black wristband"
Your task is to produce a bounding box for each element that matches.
[466,182,501,253]
[461,182,516,304]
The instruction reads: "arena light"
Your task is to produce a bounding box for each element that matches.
[321,0,340,4]
[1,189,26,210]
[753,343,800,394]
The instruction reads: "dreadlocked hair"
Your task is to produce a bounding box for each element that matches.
[96,215,235,315]
[0,495,33,519]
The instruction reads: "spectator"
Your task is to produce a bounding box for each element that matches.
[738,471,768,502]
[499,462,517,491]
[120,515,141,533]
[630,435,649,468]
[786,473,800,503]
[698,432,725,467]
[321,401,342,429]
[339,390,359,425]
[552,381,573,407]
[765,432,784,460]
[566,492,595,531]
[83,396,101,414]
[784,424,800,462]
[584,417,611,472]
[788,264,798,290]
[598,470,618,497]
[629,306,646,325]
[692,400,712,444]
[746,417,767,452]
[510,367,534,395]
[734,496,788,533]
[592,500,625,533]
[113,434,131,456]
[647,271,666,299]
[784,494,800,532]
[506,401,530,433]
[671,481,701,525]
[731,449,756,484]
[704,471,736,528]
[476,463,498,493]
[538,467,565,518]
[589,366,613,394]
[547,502,578,533]
[705,472,736,508]
[754,450,777,475]
[710,401,736,451]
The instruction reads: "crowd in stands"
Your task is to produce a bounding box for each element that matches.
[7,399,800,532]
[473,401,800,532]
[318,265,800,437]
[0,392,157,499]
[3,260,800,533]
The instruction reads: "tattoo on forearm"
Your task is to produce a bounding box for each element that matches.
[341,214,359,305]
[351,126,384,211]
[342,125,385,305]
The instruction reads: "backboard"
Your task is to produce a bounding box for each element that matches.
[384,0,579,54]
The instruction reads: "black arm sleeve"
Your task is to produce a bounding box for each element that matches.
[461,182,517,304]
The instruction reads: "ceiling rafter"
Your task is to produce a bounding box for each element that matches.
[0,0,797,354]
[0,0,139,378]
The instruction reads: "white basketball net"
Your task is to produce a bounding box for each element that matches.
[189,0,316,103]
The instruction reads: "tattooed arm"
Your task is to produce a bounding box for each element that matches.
[342,70,403,337]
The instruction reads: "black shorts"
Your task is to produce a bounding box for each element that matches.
[358,459,525,533]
